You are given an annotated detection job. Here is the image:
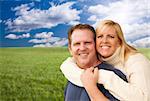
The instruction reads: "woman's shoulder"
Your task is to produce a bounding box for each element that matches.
[126,53,150,68]
[128,53,149,61]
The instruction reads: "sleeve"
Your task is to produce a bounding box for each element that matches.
[60,57,84,87]
[99,54,150,101]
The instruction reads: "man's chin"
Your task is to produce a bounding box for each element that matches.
[77,61,89,69]
[79,66,89,69]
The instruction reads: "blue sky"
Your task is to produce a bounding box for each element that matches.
[0,0,150,47]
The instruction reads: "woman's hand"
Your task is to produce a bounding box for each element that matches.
[81,67,99,89]
[81,67,108,101]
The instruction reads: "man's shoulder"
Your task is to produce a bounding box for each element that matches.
[97,62,128,82]
[96,62,114,70]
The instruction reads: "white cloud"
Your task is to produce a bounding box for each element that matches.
[5,33,30,39]
[34,32,54,39]
[88,0,149,24]
[53,38,68,46]
[5,34,18,39]
[87,0,150,47]
[6,2,81,32]
[29,31,68,47]
[28,37,61,44]
[21,33,30,38]
[124,23,150,41]
[29,39,47,43]
[68,21,80,25]
[88,15,97,22]
[12,3,34,14]
[132,37,150,48]
[32,38,68,47]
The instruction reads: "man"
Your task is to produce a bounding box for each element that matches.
[60,24,127,101]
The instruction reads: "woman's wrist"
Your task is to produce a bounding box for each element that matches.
[86,85,108,101]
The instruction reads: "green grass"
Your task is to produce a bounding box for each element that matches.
[0,47,70,101]
[138,48,150,60]
[0,47,150,101]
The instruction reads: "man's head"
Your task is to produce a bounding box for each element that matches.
[68,24,98,69]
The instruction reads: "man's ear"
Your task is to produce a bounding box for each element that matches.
[68,44,73,56]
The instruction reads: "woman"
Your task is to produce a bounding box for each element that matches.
[94,20,150,100]
[60,20,150,101]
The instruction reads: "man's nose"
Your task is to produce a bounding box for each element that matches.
[80,43,86,50]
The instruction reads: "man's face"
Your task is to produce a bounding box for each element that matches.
[69,29,97,69]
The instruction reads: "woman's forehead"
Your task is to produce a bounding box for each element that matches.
[97,25,116,34]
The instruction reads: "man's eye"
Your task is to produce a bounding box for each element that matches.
[74,43,80,46]
[85,42,91,44]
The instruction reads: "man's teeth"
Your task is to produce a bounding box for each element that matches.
[79,53,88,56]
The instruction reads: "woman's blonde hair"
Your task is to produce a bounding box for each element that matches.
[96,20,137,60]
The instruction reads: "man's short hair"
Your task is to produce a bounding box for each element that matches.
[68,24,96,45]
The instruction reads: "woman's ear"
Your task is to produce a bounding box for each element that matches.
[117,39,121,47]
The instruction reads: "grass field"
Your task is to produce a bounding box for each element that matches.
[0,47,70,101]
[0,47,150,101]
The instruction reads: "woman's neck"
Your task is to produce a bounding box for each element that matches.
[101,46,125,72]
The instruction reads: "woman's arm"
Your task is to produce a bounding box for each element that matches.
[60,57,84,87]
[60,55,150,101]
[99,54,150,101]
[60,58,108,100]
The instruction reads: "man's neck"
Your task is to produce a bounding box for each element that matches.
[78,59,101,69]
[92,59,101,67]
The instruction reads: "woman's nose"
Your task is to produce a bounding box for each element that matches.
[101,37,107,43]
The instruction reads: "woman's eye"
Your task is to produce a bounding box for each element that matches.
[108,35,115,38]
[110,36,114,38]
[97,35,103,38]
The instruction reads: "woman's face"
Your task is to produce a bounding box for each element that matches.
[96,26,121,58]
